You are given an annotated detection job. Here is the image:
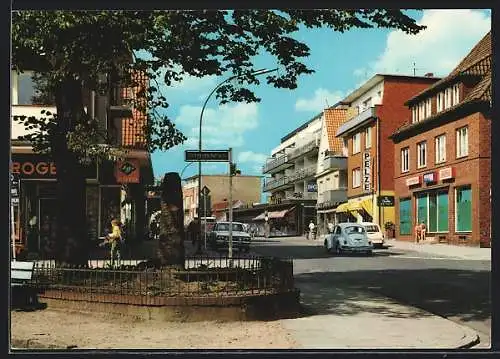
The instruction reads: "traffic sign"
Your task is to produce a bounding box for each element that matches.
[185,150,230,162]
[201,185,210,196]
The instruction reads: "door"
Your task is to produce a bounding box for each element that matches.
[39,198,57,256]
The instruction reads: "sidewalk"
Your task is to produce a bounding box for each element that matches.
[386,239,491,261]
[282,280,479,349]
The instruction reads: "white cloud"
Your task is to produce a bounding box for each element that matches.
[363,9,490,78]
[237,151,268,164]
[295,88,344,112]
[175,102,259,148]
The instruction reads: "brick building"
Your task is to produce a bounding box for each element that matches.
[335,74,440,228]
[390,31,491,247]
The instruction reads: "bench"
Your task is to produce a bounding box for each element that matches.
[11,261,37,308]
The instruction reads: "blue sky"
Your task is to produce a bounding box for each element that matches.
[151,9,491,199]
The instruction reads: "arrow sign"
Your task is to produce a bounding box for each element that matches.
[201,185,210,196]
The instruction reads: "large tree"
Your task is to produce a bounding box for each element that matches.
[11,10,425,265]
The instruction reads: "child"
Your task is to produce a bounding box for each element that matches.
[103,219,122,267]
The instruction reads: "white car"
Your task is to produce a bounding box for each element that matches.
[324,223,373,256]
[361,222,385,248]
[208,221,251,252]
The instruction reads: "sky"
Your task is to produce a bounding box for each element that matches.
[151,9,491,201]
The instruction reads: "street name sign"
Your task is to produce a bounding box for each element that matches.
[185,150,230,162]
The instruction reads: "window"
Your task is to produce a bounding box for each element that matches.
[416,191,449,233]
[456,186,472,232]
[417,141,427,168]
[418,102,425,121]
[444,87,453,109]
[456,126,468,158]
[362,97,372,111]
[435,134,446,163]
[399,198,411,235]
[12,71,55,105]
[437,92,444,112]
[365,127,372,149]
[352,168,361,188]
[412,106,418,123]
[352,133,361,154]
[452,83,460,105]
[342,138,349,156]
[401,147,409,173]
[425,98,432,117]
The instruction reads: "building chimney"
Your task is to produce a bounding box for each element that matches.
[424,72,434,77]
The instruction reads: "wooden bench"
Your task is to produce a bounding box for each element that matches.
[11,261,37,308]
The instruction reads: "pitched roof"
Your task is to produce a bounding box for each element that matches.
[392,32,491,139]
[405,31,491,105]
[324,107,347,154]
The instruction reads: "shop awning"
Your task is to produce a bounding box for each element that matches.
[252,206,295,221]
[335,203,349,213]
[348,202,362,212]
[361,199,373,215]
[317,208,337,214]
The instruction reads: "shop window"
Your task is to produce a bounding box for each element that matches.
[437,192,449,232]
[414,191,449,233]
[399,198,411,235]
[456,186,472,232]
[100,186,121,236]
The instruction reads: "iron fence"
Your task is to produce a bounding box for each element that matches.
[30,256,294,303]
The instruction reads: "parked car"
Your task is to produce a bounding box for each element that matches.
[208,221,251,252]
[324,223,373,255]
[361,222,385,248]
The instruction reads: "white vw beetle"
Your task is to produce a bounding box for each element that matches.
[361,222,385,248]
[324,223,373,256]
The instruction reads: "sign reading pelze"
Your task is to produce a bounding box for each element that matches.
[363,151,371,193]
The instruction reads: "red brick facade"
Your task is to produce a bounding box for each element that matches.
[393,111,491,247]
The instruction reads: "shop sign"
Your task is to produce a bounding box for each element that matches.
[406,176,421,186]
[307,182,317,192]
[377,195,395,207]
[439,167,455,181]
[423,172,437,184]
[363,150,371,193]
[11,154,97,179]
[115,159,140,183]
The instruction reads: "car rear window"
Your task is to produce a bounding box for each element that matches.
[364,225,380,233]
[344,226,365,234]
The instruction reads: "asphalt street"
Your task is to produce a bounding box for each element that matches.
[248,237,491,348]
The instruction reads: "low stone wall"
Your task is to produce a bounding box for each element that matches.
[38,289,301,322]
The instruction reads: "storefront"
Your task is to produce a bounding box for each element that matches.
[395,167,479,246]
[11,153,152,257]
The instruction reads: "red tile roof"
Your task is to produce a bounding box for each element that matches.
[324,107,347,154]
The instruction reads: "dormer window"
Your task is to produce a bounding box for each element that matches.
[412,98,432,123]
[437,92,444,112]
[425,98,431,117]
[452,83,460,105]
[444,87,453,109]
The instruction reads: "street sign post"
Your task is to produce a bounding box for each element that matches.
[201,185,210,196]
[185,150,231,162]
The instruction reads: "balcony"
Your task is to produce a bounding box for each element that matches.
[263,176,293,192]
[288,165,316,183]
[262,154,294,174]
[317,188,348,209]
[287,138,319,161]
[323,155,347,171]
[336,106,377,137]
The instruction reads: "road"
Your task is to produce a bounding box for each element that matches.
[248,237,491,348]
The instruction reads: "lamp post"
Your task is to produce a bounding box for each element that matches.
[197,68,278,251]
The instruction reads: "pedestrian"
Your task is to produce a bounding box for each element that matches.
[420,221,427,242]
[101,218,122,267]
[308,220,316,240]
[327,221,335,234]
[414,222,422,243]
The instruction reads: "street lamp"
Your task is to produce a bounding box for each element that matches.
[198,68,278,252]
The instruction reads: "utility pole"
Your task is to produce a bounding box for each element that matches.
[228,147,233,261]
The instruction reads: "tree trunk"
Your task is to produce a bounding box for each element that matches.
[157,172,185,268]
[51,78,89,266]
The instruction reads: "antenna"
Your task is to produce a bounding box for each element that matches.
[325,98,330,108]
[413,62,416,76]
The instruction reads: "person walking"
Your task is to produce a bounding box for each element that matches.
[101,218,123,267]
[308,220,316,240]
